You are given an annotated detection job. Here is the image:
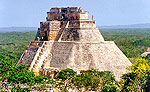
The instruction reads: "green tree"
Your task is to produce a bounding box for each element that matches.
[120,58,150,92]
[72,69,117,91]
[55,68,76,81]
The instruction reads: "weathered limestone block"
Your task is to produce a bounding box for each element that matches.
[60,28,104,42]
[80,20,96,28]
[41,41,131,80]
[78,28,104,42]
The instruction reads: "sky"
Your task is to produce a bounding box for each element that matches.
[0,0,150,27]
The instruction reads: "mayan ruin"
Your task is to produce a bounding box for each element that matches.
[18,7,132,80]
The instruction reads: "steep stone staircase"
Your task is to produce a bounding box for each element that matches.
[55,21,69,41]
[18,41,43,65]
[28,21,69,75]
[29,41,53,75]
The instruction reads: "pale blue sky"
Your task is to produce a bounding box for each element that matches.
[0,0,150,27]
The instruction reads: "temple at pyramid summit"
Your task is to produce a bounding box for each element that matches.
[18,7,131,80]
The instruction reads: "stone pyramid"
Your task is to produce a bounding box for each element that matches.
[18,7,131,80]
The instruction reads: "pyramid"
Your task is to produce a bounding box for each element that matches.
[18,7,131,80]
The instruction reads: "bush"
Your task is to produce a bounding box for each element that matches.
[0,61,49,86]
[120,58,150,92]
[72,69,117,91]
[55,68,76,81]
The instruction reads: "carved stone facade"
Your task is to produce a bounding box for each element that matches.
[18,7,131,80]
[47,7,88,21]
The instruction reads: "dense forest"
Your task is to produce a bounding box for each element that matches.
[0,29,150,91]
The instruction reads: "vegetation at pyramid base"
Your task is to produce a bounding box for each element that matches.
[55,68,117,91]
[0,61,49,86]
[55,68,76,81]
[71,69,117,91]
[0,58,150,91]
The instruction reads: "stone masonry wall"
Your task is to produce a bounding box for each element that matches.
[41,41,131,80]
[35,21,60,41]
[60,28,104,42]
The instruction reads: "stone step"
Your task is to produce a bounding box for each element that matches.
[39,52,44,56]
[37,56,40,60]
[41,48,47,52]
[35,60,39,64]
